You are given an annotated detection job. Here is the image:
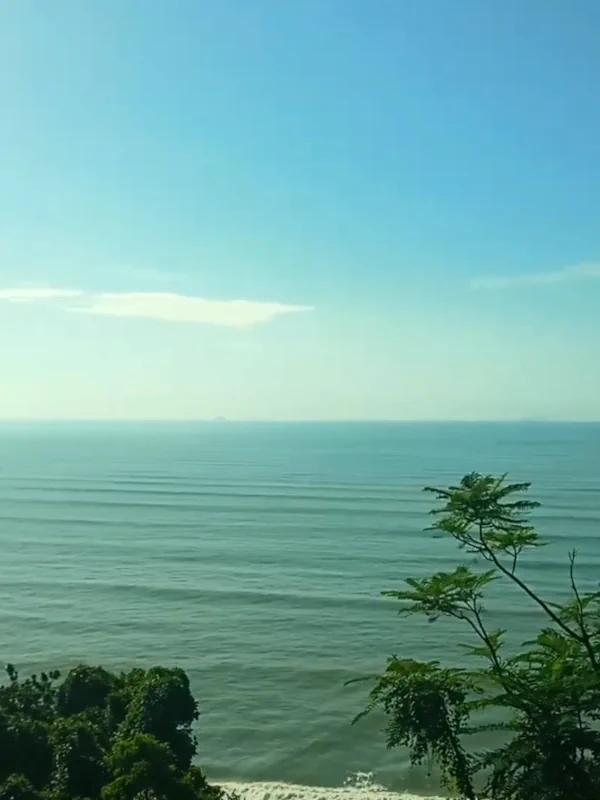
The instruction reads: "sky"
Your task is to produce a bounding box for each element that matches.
[1,0,599,421]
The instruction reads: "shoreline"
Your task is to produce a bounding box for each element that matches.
[220,780,447,800]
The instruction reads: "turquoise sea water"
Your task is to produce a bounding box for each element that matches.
[1,422,599,798]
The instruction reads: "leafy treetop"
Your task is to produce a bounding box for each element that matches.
[0,663,226,800]
[357,473,600,800]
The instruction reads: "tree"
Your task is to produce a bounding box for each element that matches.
[50,715,108,799]
[0,774,43,800]
[0,664,224,800]
[102,733,192,800]
[356,473,600,799]
[115,667,199,771]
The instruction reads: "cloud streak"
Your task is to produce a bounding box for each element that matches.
[0,287,83,302]
[471,263,600,290]
[0,287,312,327]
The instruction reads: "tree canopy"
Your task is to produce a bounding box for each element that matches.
[357,473,600,800]
[0,663,225,800]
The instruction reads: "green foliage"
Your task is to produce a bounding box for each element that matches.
[0,774,43,800]
[102,733,188,800]
[50,715,108,799]
[116,667,199,771]
[358,472,600,799]
[57,665,114,719]
[0,664,224,800]
[355,658,477,799]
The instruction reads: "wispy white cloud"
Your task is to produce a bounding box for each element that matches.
[74,292,312,327]
[0,287,83,302]
[471,262,600,290]
[0,286,312,327]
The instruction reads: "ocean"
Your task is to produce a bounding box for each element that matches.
[1,422,599,799]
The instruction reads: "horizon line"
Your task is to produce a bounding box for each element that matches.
[0,418,598,425]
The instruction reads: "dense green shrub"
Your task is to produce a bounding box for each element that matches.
[0,663,224,800]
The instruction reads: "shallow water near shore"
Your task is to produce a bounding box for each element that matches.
[1,421,599,797]
[221,775,446,800]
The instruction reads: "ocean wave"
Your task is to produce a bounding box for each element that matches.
[221,783,444,800]
[221,774,446,800]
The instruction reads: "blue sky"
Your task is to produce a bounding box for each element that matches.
[1,0,599,420]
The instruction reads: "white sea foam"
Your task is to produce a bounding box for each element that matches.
[221,772,446,800]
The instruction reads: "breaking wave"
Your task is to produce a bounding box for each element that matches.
[222,772,446,800]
